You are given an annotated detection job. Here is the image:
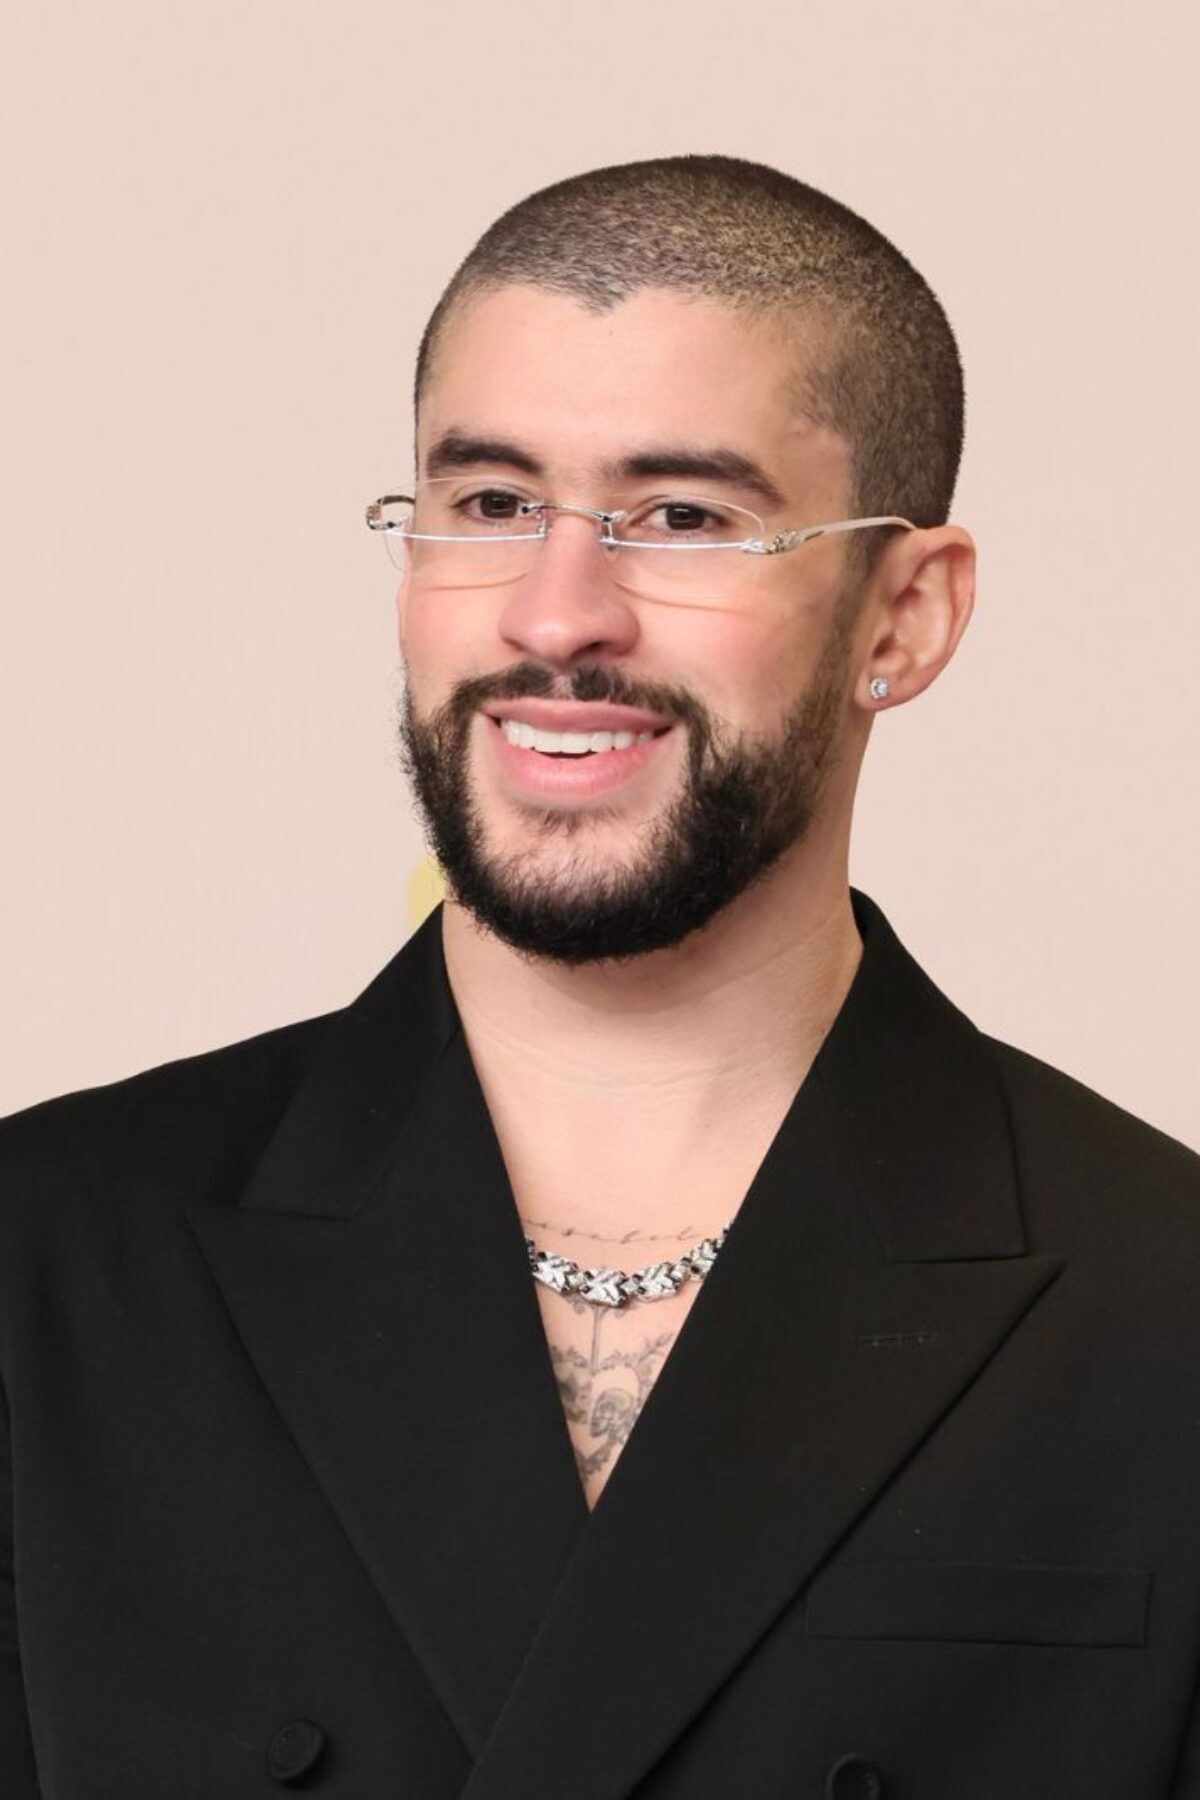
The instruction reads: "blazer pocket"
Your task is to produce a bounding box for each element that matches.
[803,1561,1152,1648]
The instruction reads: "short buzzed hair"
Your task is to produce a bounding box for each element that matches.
[414,155,965,566]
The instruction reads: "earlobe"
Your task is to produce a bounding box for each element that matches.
[855,526,976,713]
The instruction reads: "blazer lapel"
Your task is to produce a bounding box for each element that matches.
[184,912,587,1757]
[462,892,1064,1800]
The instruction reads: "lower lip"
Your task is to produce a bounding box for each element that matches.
[484,718,675,800]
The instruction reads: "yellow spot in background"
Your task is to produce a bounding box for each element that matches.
[406,854,445,931]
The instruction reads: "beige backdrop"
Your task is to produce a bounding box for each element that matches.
[2,0,1197,1149]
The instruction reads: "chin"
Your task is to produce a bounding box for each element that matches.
[483,827,647,897]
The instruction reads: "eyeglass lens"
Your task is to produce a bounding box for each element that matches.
[378,478,767,605]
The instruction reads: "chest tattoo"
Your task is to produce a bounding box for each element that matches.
[548,1299,678,1491]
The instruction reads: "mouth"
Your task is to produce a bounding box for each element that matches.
[482,698,675,757]
[494,718,668,757]
[480,701,677,796]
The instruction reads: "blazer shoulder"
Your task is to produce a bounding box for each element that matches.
[988,1035,1198,1174]
[985,1033,1200,1259]
[0,1006,340,1211]
[0,916,448,1246]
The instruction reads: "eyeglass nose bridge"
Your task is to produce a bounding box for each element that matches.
[519,497,629,548]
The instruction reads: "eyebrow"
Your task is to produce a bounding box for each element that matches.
[608,447,786,511]
[423,429,787,510]
[424,431,542,479]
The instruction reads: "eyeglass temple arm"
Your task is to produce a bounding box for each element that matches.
[756,516,915,556]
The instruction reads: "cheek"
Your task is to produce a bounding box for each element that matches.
[652,609,818,726]
[399,590,487,705]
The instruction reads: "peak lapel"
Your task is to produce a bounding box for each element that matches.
[463,893,1064,1800]
[184,911,587,1756]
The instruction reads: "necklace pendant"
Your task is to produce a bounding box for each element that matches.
[575,1267,629,1308]
[689,1237,721,1276]
[527,1249,578,1297]
[636,1262,681,1301]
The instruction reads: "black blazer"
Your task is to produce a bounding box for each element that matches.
[3,890,1200,1799]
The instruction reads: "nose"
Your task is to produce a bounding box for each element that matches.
[495,509,641,667]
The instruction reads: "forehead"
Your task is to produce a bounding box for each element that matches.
[418,285,847,500]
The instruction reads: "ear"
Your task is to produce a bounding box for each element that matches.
[852,525,976,713]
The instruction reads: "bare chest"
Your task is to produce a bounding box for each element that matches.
[535,1281,703,1511]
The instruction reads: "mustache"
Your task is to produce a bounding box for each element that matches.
[441,661,706,727]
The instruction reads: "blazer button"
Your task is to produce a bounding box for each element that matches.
[827,1754,886,1800]
[267,1718,327,1784]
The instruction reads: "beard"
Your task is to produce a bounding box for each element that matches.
[398,621,853,967]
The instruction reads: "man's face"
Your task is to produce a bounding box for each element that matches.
[398,284,862,964]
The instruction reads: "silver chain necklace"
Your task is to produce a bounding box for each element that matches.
[524,1223,732,1309]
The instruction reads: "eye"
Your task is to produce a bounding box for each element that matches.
[657,501,719,533]
[623,496,741,543]
[456,486,530,524]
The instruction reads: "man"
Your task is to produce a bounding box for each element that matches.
[2,155,1198,1799]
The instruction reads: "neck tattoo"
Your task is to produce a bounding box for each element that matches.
[521,1217,707,1246]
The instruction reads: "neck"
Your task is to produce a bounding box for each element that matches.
[443,849,861,1075]
[441,844,864,1241]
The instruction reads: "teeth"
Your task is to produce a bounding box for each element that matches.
[499,720,657,755]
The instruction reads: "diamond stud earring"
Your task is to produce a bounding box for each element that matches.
[869,676,891,701]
